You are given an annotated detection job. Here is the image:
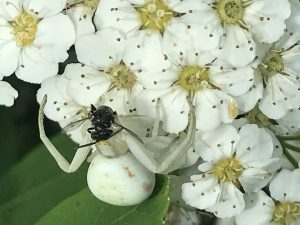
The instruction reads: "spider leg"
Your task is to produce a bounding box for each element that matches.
[152,98,161,137]
[38,95,91,173]
[154,95,196,173]
[125,96,196,174]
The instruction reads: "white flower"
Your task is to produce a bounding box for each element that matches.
[236,166,300,225]
[0,0,75,83]
[0,80,18,107]
[94,0,220,55]
[75,28,144,115]
[135,52,254,133]
[237,42,300,119]
[65,0,100,38]
[277,109,300,134]
[182,124,281,218]
[211,0,291,66]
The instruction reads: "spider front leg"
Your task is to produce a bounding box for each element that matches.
[125,96,196,174]
[38,95,92,173]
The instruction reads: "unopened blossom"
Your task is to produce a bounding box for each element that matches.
[236,165,300,225]
[182,124,281,218]
[0,81,18,107]
[65,0,100,38]
[0,0,75,83]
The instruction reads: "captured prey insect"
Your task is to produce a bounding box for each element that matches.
[63,104,144,149]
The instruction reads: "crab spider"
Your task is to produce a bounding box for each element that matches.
[38,94,196,174]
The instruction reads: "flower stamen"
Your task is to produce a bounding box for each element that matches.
[212,157,244,183]
[105,62,137,90]
[272,202,300,225]
[10,10,38,47]
[135,0,175,34]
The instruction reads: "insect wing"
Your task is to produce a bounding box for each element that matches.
[62,117,90,134]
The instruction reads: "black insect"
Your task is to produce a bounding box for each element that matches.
[64,105,142,148]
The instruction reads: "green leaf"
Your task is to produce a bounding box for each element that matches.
[36,175,170,225]
[0,135,77,204]
[0,135,88,225]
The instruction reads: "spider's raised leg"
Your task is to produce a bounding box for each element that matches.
[38,95,91,173]
[155,96,196,173]
[125,96,196,174]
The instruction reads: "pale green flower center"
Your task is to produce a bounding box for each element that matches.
[178,66,211,92]
[213,157,244,182]
[212,0,252,26]
[10,11,38,47]
[246,105,272,128]
[259,49,284,77]
[135,0,174,33]
[105,62,137,90]
[273,202,300,225]
[84,0,100,10]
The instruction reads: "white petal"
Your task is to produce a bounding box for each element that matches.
[277,109,300,133]
[0,81,18,107]
[165,0,206,12]
[259,73,300,119]
[239,158,281,193]
[66,5,95,38]
[101,84,143,116]
[236,70,263,113]
[269,168,300,202]
[235,124,274,164]
[0,39,20,77]
[235,191,275,225]
[196,124,239,162]
[23,0,67,18]
[123,31,171,74]
[216,25,256,67]
[94,0,140,34]
[282,44,300,75]
[0,0,22,20]
[135,88,189,133]
[64,63,111,106]
[182,175,221,210]
[207,182,245,218]
[15,47,58,83]
[37,76,82,121]
[75,28,125,69]
[244,0,291,43]
[209,64,254,96]
[278,0,300,48]
[33,13,75,63]
[194,89,237,132]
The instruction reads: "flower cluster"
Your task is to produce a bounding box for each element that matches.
[2,0,300,224]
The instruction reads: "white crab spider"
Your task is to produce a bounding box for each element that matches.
[38,94,196,174]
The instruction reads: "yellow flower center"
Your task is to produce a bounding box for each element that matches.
[212,0,252,26]
[105,62,137,90]
[213,157,244,182]
[135,0,174,34]
[273,202,300,225]
[84,0,100,10]
[178,66,211,93]
[10,11,38,47]
[259,48,284,77]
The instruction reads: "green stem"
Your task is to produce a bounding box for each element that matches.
[282,147,298,168]
[276,135,300,141]
[281,142,300,153]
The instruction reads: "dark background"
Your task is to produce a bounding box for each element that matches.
[0,47,78,177]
